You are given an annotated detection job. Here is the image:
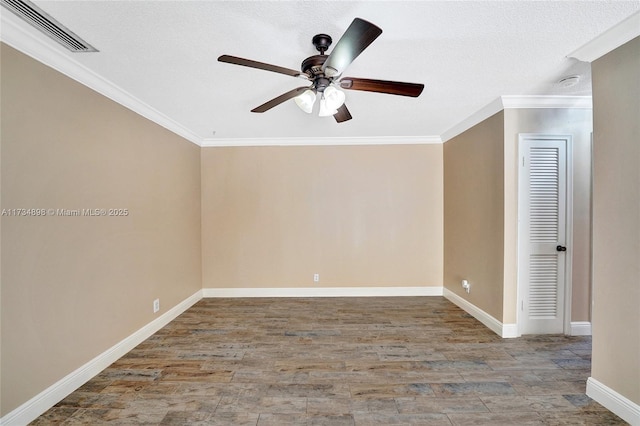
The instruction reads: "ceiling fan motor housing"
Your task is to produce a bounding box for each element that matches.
[301,54,328,81]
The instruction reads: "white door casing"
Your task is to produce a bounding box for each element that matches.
[518,134,573,335]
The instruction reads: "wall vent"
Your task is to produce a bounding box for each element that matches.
[1,0,98,52]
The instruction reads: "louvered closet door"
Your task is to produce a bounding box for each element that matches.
[519,137,568,334]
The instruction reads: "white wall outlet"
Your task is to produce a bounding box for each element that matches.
[462,280,470,293]
[153,298,160,313]
[313,273,320,282]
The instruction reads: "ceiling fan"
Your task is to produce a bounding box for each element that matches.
[218,18,424,123]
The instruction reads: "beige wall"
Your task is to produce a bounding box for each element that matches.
[443,112,505,321]
[201,145,443,289]
[503,108,593,324]
[591,37,640,406]
[0,31,611,418]
[0,44,202,415]
[444,108,593,325]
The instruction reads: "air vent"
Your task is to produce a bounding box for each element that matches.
[1,0,98,52]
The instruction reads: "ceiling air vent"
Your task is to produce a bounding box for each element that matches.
[1,0,98,52]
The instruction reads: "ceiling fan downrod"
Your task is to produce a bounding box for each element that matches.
[301,33,335,81]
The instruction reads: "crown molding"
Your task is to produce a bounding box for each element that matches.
[440,97,504,143]
[441,95,592,142]
[568,11,640,62]
[1,18,441,150]
[1,13,442,149]
[201,135,442,147]
[501,95,592,109]
[0,12,202,146]
[2,8,603,149]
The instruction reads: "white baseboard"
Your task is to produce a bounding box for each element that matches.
[0,290,204,426]
[501,323,519,338]
[202,286,443,298]
[587,377,640,425]
[443,288,518,338]
[570,321,592,336]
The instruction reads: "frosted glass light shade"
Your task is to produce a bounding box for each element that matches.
[318,98,338,117]
[323,86,346,110]
[294,89,316,113]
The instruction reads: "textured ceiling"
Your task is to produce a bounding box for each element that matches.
[4,1,640,143]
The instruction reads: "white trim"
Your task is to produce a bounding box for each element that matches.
[443,288,518,338]
[440,98,504,143]
[568,11,640,63]
[0,13,202,146]
[587,377,640,426]
[501,96,592,109]
[501,323,519,338]
[203,286,443,298]
[201,135,442,147]
[2,12,443,149]
[565,135,575,336]
[440,96,592,142]
[2,7,603,149]
[0,290,204,426]
[570,321,592,336]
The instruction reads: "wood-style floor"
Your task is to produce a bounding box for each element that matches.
[32,297,625,425]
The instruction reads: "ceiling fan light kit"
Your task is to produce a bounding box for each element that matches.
[318,99,335,117]
[317,85,346,116]
[294,89,317,114]
[218,18,424,123]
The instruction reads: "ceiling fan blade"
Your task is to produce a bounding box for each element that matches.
[334,104,352,123]
[251,87,310,113]
[218,55,303,78]
[339,77,424,97]
[322,18,382,77]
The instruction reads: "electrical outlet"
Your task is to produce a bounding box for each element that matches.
[462,280,470,294]
[153,298,160,313]
[313,273,320,282]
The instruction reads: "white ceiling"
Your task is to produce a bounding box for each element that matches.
[3,1,639,144]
